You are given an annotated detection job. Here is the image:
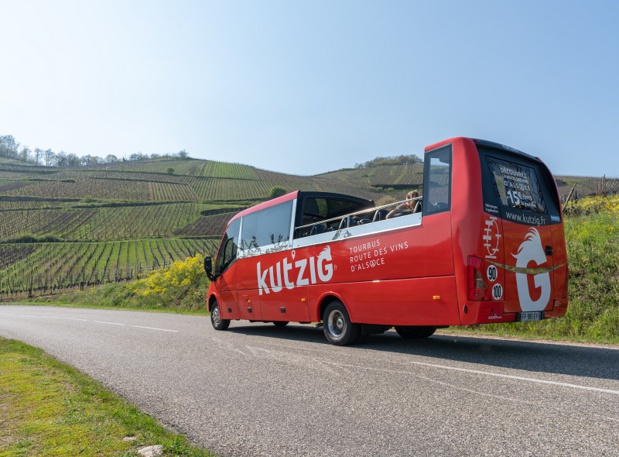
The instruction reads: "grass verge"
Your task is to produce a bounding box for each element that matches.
[0,337,214,457]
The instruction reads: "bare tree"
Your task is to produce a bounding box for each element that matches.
[19,146,31,162]
[44,149,56,166]
[34,148,43,165]
[56,151,68,167]
[0,135,20,158]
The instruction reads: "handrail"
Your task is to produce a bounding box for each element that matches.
[295,196,422,232]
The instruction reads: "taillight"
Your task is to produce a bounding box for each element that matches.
[468,256,490,301]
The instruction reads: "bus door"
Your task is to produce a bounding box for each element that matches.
[479,147,564,317]
[257,251,310,323]
[237,199,299,322]
[257,219,310,323]
[212,218,241,320]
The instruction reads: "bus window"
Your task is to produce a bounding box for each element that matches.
[478,147,562,225]
[487,157,545,213]
[423,145,452,215]
[240,200,293,251]
[214,218,240,277]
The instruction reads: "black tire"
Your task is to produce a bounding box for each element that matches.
[323,301,361,346]
[395,326,436,339]
[210,301,230,331]
[273,321,289,327]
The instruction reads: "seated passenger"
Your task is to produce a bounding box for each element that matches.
[386,190,421,219]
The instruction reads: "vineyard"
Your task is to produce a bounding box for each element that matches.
[0,153,608,299]
[318,163,425,191]
[0,203,210,241]
[0,238,217,298]
[0,155,384,298]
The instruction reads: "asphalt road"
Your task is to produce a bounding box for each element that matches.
[1,305,619,456]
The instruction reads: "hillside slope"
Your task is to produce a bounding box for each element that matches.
[0,157,384,242]
[0,153,608,298]
[0,156,386,296]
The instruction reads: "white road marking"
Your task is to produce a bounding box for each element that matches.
[3,312,179,333]
[408,360,619,396]
[133,325,178,333]
[93,320,126,326]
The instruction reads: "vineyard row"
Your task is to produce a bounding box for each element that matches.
[0,237,219,298]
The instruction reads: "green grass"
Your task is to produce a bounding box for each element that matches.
[0,338,214,457]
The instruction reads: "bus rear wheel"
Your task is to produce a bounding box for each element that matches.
[273,321,289,327]
[210,301,230,331]
[395,326,436,339]
[323,301,361,346]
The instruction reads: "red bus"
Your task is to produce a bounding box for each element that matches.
[204,137,569,345]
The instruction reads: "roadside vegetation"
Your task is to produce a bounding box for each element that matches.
[0,338,214,456]
[33,255,208,313]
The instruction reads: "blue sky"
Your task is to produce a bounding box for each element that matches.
[1,0,618,177]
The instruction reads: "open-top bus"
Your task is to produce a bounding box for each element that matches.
[204,137,568,345]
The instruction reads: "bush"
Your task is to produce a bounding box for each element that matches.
[53,255,208,311]
[128,255,207,309]
[269,186,287,199]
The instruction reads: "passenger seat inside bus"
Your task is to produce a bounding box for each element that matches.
[373,209,389,221]
[309,224,327,235]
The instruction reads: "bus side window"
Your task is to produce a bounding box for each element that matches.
[240,201,293,249]
[423,145,452,215]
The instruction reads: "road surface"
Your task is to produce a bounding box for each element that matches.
[1,305,619,456]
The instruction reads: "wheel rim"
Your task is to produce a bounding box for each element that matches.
[327,310,345,339]
[211,305,221,326]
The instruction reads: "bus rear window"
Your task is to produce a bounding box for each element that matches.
[478,145,561,225]
[486,157,545,213]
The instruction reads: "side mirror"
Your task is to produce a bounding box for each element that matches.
[204,256,214,281]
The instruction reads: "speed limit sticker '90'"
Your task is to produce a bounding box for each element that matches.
[487,265,498,282]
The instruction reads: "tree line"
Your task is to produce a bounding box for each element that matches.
[355,154,423,169]
[0,134,190,167]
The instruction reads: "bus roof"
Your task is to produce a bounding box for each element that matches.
[229,190,374,223]
[424,137,542,163]
[231,190,300,222]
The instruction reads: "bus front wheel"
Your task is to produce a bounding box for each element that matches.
[395,326,436,339]
[323,301,361,346]
[210,301,230,331]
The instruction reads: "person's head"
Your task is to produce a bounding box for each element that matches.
[406,190,419,200]
[405,190,419,207]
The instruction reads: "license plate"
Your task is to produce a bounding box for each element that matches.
[517,311,543,322]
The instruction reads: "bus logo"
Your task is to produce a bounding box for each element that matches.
[257,246,334,295]
[483,217,501,259]
[512,228,551,311]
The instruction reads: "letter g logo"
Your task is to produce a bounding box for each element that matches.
[317,246,334,282]
[512,228,551,311]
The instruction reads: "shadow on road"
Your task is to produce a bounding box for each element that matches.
[227,323,619,382]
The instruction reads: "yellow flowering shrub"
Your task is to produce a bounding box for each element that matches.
[128,254,207,309]
[566,194,619,216]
